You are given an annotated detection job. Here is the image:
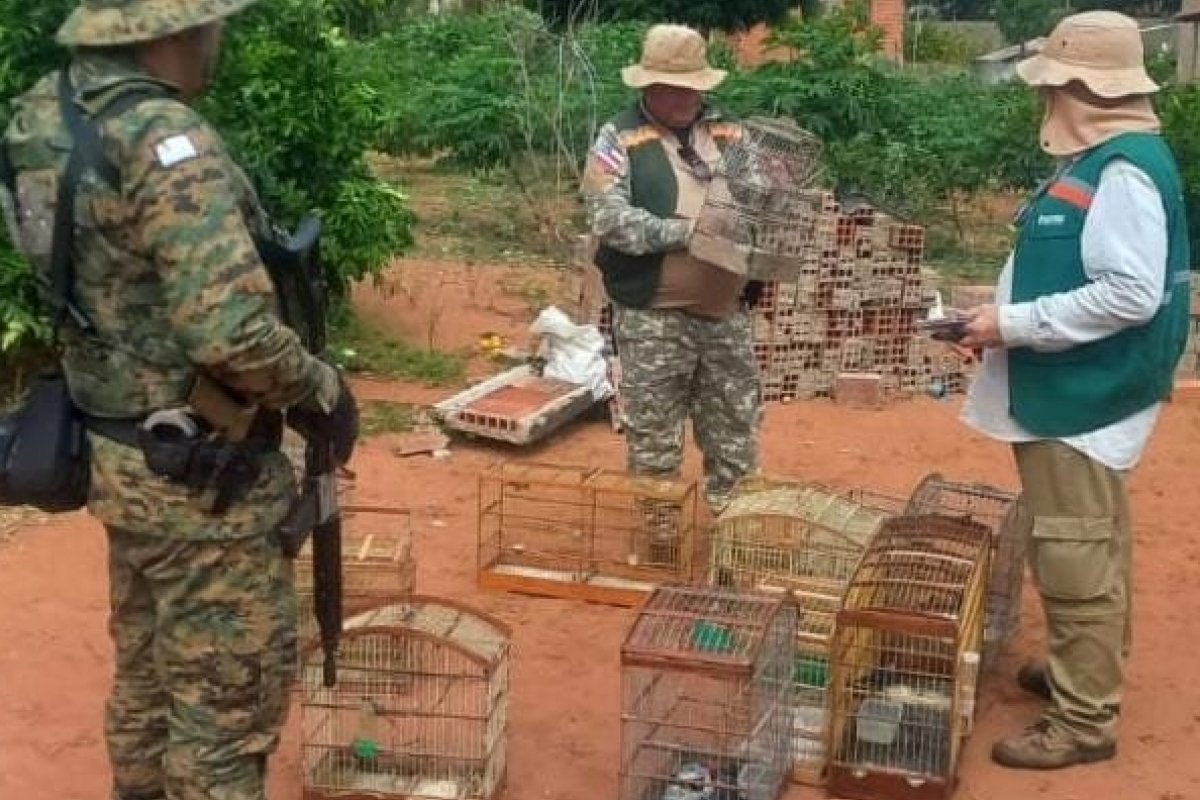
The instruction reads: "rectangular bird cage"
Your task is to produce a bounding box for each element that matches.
[301,597,511,800]
[477,462,699,607]
[707,476,902,785]
[904,474,1029,667]
[689,117,827,281]
[620,585,797,800]
[827,515,990,800]
[295,506,416,653]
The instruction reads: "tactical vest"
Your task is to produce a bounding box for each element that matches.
[593,104,741,311]
[1008,132,1191,438]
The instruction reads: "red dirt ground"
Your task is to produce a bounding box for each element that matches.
[2,261,1199,800]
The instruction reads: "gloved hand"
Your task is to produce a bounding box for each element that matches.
[741,280,765,309]
[288,365,359,465]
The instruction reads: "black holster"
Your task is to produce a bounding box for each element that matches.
[134,410,282,514]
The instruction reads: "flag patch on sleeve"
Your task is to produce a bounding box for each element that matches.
[593,141,626,175]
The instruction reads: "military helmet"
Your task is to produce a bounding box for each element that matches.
[57,0,258,48]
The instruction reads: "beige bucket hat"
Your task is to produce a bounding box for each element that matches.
[1016,11,1158,98]
[57,0,257,47]
[622,24,727,92]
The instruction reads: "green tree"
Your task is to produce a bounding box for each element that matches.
[534,0,796,33]
[993,0,1061,54]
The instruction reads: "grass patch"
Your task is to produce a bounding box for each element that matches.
[359,400,419,437]
[369,155,580,266]
[330,311,465,385]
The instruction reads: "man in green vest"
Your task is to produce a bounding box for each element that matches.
[581,23,760,514]
[959,11,1190,770]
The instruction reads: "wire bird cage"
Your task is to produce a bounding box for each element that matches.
[707,477,903,785]
[477,462,699,607]
[295,507,416,656]
[904,474,1029,667]
[620,586,797,800]
[301,597,510,800]
[689,117,827,282]
[827,515,990,800]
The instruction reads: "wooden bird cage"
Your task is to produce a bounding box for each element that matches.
[905,473,1029,667]
[295,507,416,655]
[707,476,902,786]
[477,462,699,607]
[620,585,797,800]
[301,597,510,800]
[690,118,828,282]
[827,515,990,800]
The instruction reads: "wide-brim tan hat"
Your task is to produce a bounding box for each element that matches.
[1016,10,1158,98]
[622,23,727,92]
[57,0,258,47]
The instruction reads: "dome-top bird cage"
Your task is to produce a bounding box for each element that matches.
[708,476,902,786]
[827,515,990,800]
[905,473,1029,667]
[689,117,828,281]
[301,597,510,800]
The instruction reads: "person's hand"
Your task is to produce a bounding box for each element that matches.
[288,367,359,465]
[959,304,1004,349]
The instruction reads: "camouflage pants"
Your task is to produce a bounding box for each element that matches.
[105,527,298,800]
[612,306,760,508]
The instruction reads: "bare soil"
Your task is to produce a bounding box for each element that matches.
[2,260,1199,800]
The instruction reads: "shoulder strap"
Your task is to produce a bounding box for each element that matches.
[0,140,15,198]
[50,70,165,331]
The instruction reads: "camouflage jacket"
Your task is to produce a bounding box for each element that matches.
[0,53,337,539]
[581,104,741,256]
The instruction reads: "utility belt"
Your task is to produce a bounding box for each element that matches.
[87,406,283,514]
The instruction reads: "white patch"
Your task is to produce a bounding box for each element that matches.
[154,134,198,168]
[1037,213,1066,227]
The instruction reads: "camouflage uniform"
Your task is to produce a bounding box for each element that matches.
[583,106,760,509]
[1,3,338,798]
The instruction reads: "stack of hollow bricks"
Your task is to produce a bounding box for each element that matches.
[563,196,970,406]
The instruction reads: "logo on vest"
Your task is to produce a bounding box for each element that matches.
[1036,213,1066,227]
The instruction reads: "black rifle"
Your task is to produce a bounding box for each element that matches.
[266,216,343,688]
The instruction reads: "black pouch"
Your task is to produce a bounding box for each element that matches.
[0,374,90,512]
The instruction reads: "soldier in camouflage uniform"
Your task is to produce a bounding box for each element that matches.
[0,2,358,798]
[582,24,760,512]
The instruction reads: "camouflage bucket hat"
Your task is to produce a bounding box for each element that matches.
[57,0,258,47]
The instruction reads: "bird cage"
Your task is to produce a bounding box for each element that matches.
[827,515,990,800]
[295,506,416,654]
[301,597,510,800]
[689,117,827,282]
[708,477,899,785]
[620,585,797,800]
[905,473,1029,667]
[477,461,699,607]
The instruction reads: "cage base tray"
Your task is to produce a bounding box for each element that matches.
[479,563,655,607]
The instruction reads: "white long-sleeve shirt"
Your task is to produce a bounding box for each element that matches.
[961,159,1170,471]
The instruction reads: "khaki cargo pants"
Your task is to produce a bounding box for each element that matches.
[1013,440,1132,749]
